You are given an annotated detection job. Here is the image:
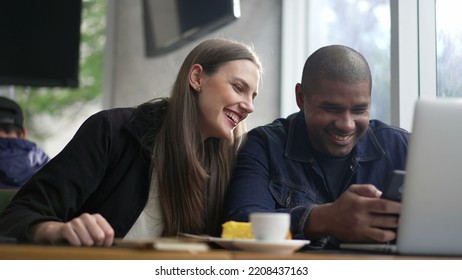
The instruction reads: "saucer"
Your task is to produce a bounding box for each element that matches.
[231,239,310,254]
[208,237,310,254]
[180,233,310,254]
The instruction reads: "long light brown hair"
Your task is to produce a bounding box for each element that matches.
[153,39,262,236]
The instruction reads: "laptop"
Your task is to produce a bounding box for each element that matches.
[340,98,462,255]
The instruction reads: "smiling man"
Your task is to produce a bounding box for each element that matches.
[224,45,410,248]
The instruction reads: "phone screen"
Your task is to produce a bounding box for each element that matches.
[381,170,405,202]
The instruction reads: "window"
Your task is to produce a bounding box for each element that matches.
[281,0,391,122]
[436,0,462,97]
[282,0,462,131]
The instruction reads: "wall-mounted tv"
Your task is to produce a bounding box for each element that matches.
[142,0,241,57]
[0,0,82,88]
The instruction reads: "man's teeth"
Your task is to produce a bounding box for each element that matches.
[331,133,352,141]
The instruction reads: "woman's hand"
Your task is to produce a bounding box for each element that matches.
[30,213,115,247]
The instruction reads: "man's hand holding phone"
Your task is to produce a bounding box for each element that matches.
[381,170,406,202]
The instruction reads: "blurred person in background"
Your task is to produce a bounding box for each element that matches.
[0,96,49,189]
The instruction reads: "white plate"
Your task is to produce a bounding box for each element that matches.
[209,237,310,254]
[180,234,310,254]
[179,235,238,250]
[207,237,238,250]
[231,239,310,254]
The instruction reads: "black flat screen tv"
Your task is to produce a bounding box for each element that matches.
[142,0,240,57]
[0,0,82,88]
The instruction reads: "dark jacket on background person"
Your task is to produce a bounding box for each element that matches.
[0,138,49,189]
[0,100,168,241]
[224,111,410,240]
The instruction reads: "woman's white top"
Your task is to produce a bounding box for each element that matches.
[124,173,164,239]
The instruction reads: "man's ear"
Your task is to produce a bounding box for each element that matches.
[19,127,27,139]
[188,64,203,91]
[295,83,305,111]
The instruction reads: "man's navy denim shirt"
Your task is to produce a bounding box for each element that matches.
[224,111,409,240]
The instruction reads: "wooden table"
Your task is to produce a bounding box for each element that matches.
[0,244,457,260]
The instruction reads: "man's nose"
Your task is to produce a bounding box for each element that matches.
[335,112,355,131]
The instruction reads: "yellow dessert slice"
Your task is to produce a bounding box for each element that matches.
[221,221,292,239]
[221,221,253,239]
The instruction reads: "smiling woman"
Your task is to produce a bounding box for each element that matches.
[193,59,260,140]
[0,38,263,247]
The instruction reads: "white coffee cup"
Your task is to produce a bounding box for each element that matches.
[249,212,290,241]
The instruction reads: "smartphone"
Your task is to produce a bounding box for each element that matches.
[381,170,405,202]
